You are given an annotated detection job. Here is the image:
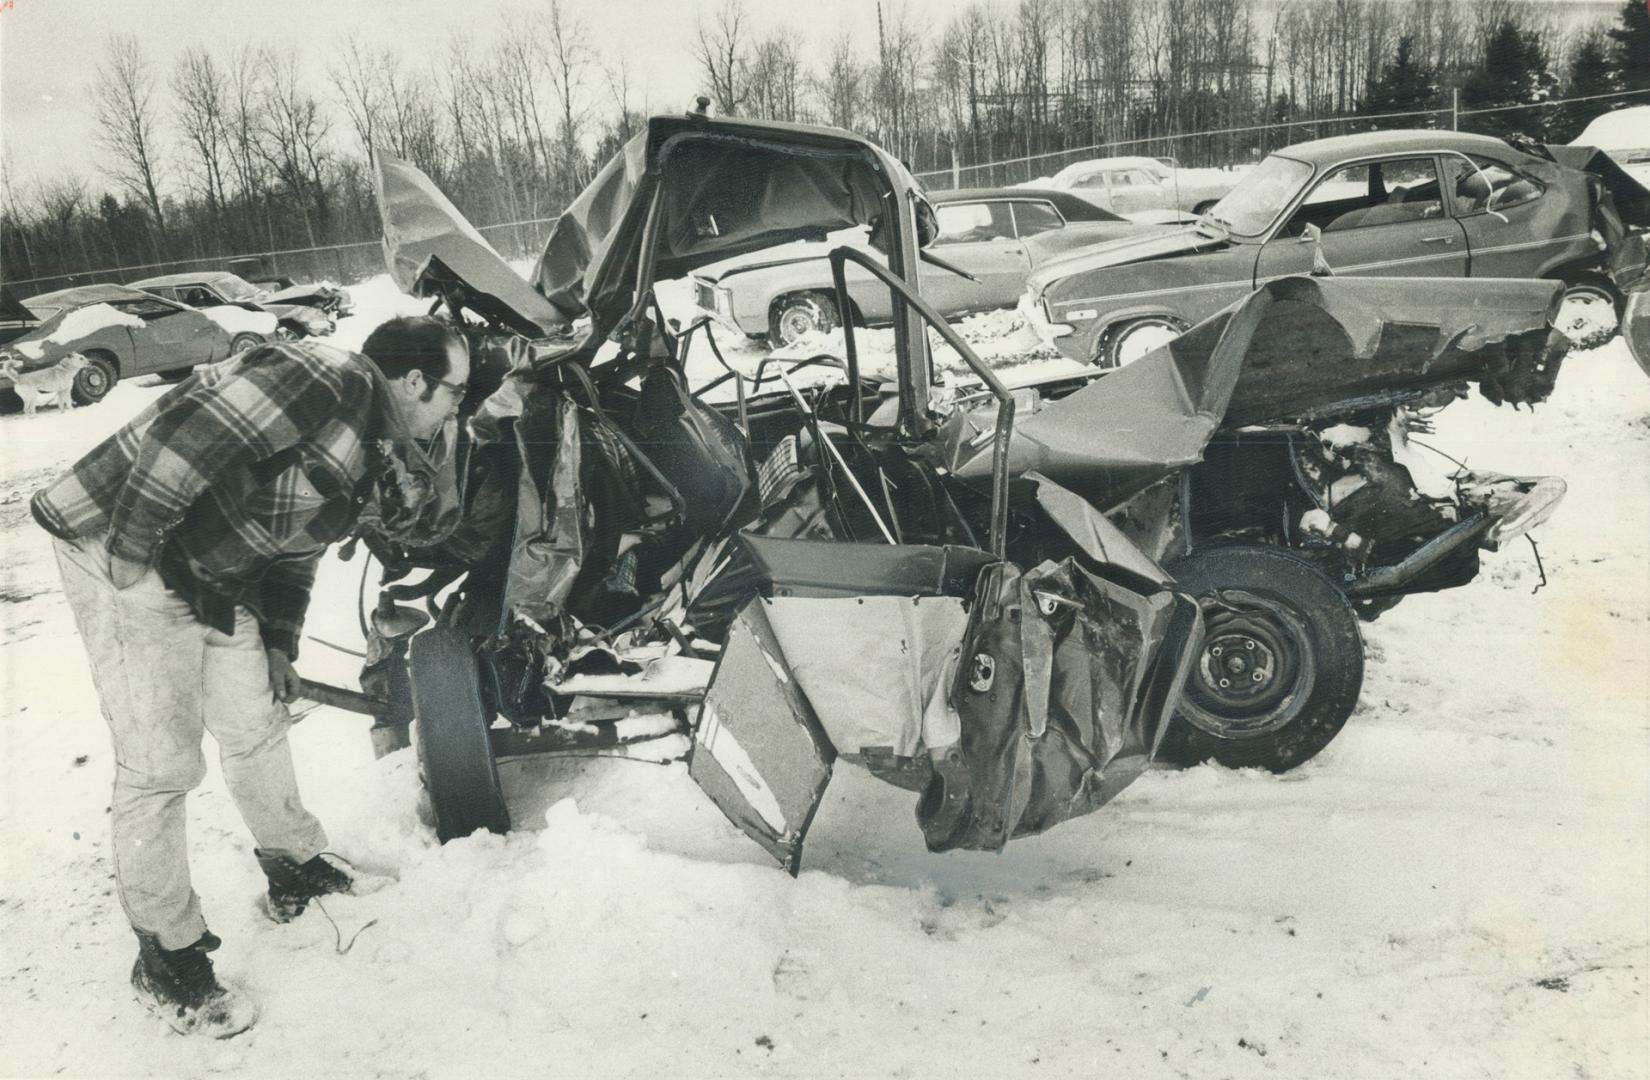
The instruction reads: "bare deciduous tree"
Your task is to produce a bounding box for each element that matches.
[92,34,168,243]
[172,47,231,217]
[695,0,749,116]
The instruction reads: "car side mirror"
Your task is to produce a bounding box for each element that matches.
[1297,223,1321,244]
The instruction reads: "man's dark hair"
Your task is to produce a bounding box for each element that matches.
[361,316,462,400]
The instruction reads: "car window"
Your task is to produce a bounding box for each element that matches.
[1282,157,1444,235]
[1122,169,1161,188]
[1449,157,1546,214]
[1203,154,1314,236]
[1012,201,1064,238]
[179,287,217,307]
[932,202,1014,245]
[110,298,182,321]
[1070,171,1106,190]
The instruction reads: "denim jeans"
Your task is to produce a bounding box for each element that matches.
[53,537,328,949]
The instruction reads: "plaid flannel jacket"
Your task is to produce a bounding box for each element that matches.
[32,340,388,659]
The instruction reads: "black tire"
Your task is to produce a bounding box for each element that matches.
[229,332,265,355]
[408,620,510,842]
[1555,277,1621,350]
[71,352,118,406]
[1192,200,1217,215]
[767,291,839,346]
[1094,315,1184,369]
[1159,544,1364,772]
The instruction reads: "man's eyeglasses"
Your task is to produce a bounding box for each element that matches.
[428,374,468,399]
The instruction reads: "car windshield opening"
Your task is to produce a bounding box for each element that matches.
[1204,154,1313,236]
[217,276,264,301]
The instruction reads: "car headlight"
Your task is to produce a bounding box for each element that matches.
[1017,289,1071,342]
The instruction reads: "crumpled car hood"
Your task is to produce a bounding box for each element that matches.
[941,274,1567,510]
[376,154,572,339]
[1026,223,1230,291]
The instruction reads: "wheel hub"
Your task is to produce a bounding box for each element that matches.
[778,305,821,343]
[1180,589,1314,740]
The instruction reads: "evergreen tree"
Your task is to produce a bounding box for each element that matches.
[1606,0,1650,92]
[1365,36,1441,128]
[1557,31,1620,141]
[1462,18,1559,139]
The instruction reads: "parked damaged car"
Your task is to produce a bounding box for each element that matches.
[0,283,268,406]
[321,115,1569,872]
[690,187,1143,346]
[224,258,357,319]
[130,271,337,340]
[1022,130,1650,367]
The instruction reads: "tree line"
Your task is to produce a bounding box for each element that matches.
[3,0,1646,293]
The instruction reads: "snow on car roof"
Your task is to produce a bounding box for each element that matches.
[128,270,237,287]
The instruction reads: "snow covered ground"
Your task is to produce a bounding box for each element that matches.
[1,274,1646,1079]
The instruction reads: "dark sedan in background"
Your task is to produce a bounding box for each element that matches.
[1021,130,1650,367]
[691,187,1151,344]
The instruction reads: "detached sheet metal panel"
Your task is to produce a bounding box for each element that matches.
[691,599,835,875]
[762,595,969,758]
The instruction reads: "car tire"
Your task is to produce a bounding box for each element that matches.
[1192,200,1217,215]
[1158,544,1364,772]
[768,292,840,346]
[408,619,511,843]
[1095,316,1184,369]
[70,352,119,406]
[229,332,265,356]
[1555,278,1621,350]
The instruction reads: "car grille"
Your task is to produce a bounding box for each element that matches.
[695,280,716,311]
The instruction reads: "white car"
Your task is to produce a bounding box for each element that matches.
[1047,155,1241,216]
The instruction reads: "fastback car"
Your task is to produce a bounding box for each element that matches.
[1047,155,1240,217]
[1022,130,1650,367]
[131,270,336,339]
[691,186,1143,344]
[0,283,266,406]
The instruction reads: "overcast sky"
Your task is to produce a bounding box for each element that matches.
[0,0,959,193]
[0,0,1616,197]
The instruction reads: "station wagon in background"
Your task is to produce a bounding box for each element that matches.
[1022,130,1650,367]
[131,270,337,339]
[0,283,267,406]
[1047,155,1240,217]
[691,187,1147,344]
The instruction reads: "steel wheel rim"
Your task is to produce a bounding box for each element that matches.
[79,364,110,397]
[778,303,821,344]
[1180,588,1316,739]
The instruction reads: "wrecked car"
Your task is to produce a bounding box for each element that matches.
[326,114,1568,873]
[690,186,1144,346]
[130,270,337,340]
[1021,129,1650,367]
[0,283,267,406]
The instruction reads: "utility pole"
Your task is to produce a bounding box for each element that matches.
[1452,87,1459,131]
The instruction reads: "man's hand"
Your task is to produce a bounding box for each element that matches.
[109,551,149,590]
[266,649,302,704]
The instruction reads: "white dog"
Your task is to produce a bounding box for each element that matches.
[0,352,91,417]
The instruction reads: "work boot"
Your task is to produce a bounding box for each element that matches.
[255,850,392,922]
[131,930,258,1038]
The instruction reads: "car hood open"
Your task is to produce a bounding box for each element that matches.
[378,115,933,353]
